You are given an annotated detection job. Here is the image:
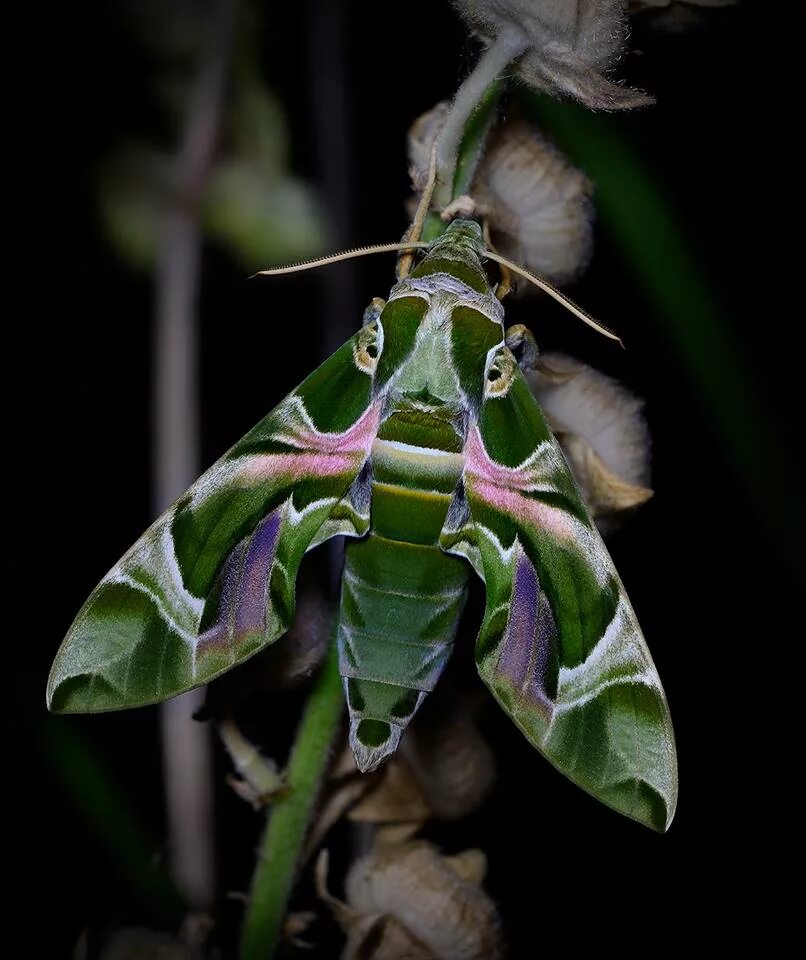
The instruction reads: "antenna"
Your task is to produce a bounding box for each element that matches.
[254,242,430,278]
[483,250,623,345]
[255,231,621,346]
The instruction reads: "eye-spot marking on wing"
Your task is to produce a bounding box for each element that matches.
[354,317,384,374]
[484,347,518,398]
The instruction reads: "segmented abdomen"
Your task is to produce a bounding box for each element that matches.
[338,417,469,770]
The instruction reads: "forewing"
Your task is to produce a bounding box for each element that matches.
[48,328,383,712]
[441,350,677,831]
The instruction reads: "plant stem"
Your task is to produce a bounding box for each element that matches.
[155,0,236,909]
[418,79,504,246]
[451,77,503,200]
[239,639,344,960]
[434,26,527,207]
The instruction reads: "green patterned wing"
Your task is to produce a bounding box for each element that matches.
[441,346,678,831]
[48,324,384,712]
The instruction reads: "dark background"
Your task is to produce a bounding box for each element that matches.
[10,1,798,955]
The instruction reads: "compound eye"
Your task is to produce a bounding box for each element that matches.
[362,297,386,328]
[484,348,517,397]
[354,317,384,374]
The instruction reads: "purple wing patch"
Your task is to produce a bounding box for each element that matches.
[496,548,557,722]
[197,508,282,656]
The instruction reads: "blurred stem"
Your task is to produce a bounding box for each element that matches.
[434,28,526,207]
[44,722,185,923]
[529,96,804,561]
[308,0,358,358]
[155,0,236,908]
[239,638,344,960]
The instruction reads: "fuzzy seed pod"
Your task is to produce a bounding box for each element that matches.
[408,102,450,191]
[259,588,330,688]
[475,120,594,286]
[347,758,431,824]
[218,718,284,809]
[405,703,496,820]
[453,0,651,110]
[527,352,653,531]
[318,841,504,960]
[80,927,195,960]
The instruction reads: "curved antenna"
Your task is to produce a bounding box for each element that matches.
[484,250,624,346]
[254,242,431,278]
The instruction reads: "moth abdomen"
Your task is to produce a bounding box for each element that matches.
[337,535,468,771]
[338,413,470,770]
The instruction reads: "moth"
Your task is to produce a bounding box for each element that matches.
[48,218,677,831]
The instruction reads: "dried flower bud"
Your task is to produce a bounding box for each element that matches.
[453,0,651,110]
[283,911,318,950]
[259,588,330,688]
[304,774,371,863]
[81,927,195,960]
[405,702,496,819]
[347,758,431,824]
[318,840,504,960]
[408,102,450,191]
[527,352,653,531]
[218,718,284,809]
[475,120,594,286]
[345,915,435,960]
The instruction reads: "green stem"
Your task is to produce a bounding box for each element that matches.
[451,77,503,200]
[239,638,344,960]
[43,721,186,923]
[434,27,527,206]
[419,79,505,245]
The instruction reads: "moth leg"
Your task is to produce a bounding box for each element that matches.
[504,323,539,371]
[362,297,386,327]
[398,142,438,279]
[482,220,513,299]
[506,325,575,381]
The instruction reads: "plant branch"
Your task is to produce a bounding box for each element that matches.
[433,26,527,207]
[239,637,344,960]
[155,0,236,909]
[451,76,503,200]
[43,722,186,924]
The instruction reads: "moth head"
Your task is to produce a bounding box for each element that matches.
[412,218,491,295]
[440,217,484,246]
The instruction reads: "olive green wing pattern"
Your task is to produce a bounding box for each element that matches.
[441,346,677,831]
[48,325,384,712]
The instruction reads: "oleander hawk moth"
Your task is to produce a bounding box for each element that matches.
[48,219,677,831]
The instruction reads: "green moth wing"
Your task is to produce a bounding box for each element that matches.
[442,344,678,832]
[48,325,384,713]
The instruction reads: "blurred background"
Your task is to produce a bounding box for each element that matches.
[10,0,799,955]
